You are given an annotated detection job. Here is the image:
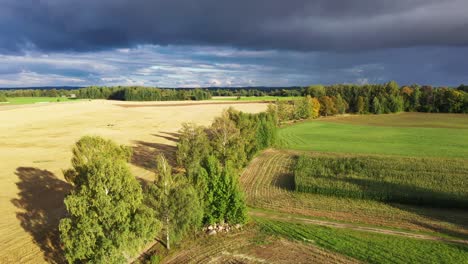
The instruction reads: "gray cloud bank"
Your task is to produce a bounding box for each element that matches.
[1,0,468,53]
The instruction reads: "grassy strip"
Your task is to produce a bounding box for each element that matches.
[319,113,468,129]
[278,120,468,158]
[3,97,80,105]
[249,207,468,241]
[256,217,468,264]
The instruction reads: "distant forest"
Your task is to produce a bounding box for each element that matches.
[1,82,467,113]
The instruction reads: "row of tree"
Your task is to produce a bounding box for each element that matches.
[272,82,468,119]
[0,88,71,98]
[59,107,278,263]
[0,86,212,101]
[2,82,467,113]
[76,86,212,101]
[304,82,468,114]
[175,108,277,225]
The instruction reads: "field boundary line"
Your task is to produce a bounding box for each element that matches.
[115,101,270,108]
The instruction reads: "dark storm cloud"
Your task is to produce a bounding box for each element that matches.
[1,46,467,87]
[1,0,467,53]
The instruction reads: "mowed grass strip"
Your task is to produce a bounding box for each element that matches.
[320,112,468,129]
[256,217,468,264]
[2,97,80,105]
[278,120,468,158]
[294,155,468,209]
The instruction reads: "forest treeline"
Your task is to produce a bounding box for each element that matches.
[59,107,277,263]
[0,86,212,101]
[1,82,467,113]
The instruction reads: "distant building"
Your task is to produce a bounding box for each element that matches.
[69,94,77,98]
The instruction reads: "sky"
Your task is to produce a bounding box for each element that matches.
[1,0,467,88]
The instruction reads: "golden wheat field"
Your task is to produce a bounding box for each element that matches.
[0,100,267,263]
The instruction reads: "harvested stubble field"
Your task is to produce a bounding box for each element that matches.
[0,99,267,263]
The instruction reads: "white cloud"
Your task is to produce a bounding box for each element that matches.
[0,70,86,86]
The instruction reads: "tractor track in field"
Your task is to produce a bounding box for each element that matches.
[250,211,468,245]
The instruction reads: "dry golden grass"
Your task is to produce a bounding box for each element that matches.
[0,99,267,263]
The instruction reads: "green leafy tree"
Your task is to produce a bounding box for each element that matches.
[0,93,7,102]
[372,97,383,114]
[400,86,413,111]
[333,94,348,114]
[387,95,404,113]
[59,136,160,264]
[223,163,248,224]
[319,96,338,116]
[176,123,211,171]
[210,111,245,169]
[385,81,400,95]
[190,156,247,224]
[226,108,259,161]
[147,154,203,250]
[276,100,294,122]
[266,103,279,125]
[292,96,315,119]
[256,112,277,150]
[356,96,366,114]
[411,87,421,111]
[305,85,326,97]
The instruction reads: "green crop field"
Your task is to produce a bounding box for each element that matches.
[0,97,80,105]
[278,114,468,158]
[210,96,300,101]
[294,154,468,208]
[242,113,468,263]
[256,218,468,264]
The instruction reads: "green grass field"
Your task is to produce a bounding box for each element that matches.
[246,113,468,263]
[321,112,468,129]
[210,96,300,101]
[278,114,468,158]
[0,97,80,105]
[256,218,468,264]
[294,154,468,208]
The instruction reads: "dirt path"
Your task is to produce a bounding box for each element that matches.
[251,211,468,245]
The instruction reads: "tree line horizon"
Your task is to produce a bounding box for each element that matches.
[1,82,467,113]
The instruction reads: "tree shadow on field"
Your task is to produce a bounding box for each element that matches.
[272,155,296,191]
[394,204,468,241]
[152,131,181,143]
[272,171,295,191]
[306,175,468,241]
[11,167,71,264]
[131,140,177,171]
